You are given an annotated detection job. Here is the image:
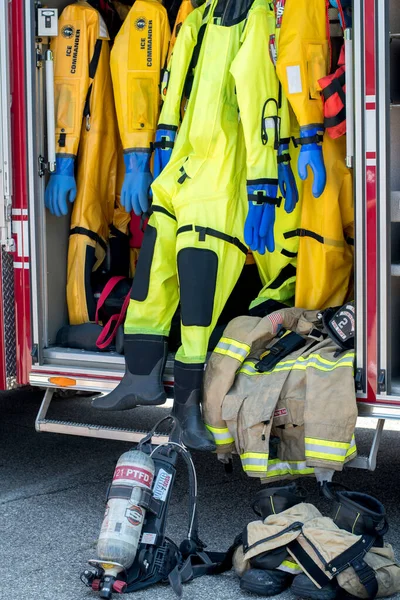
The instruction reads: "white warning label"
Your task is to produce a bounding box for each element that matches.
[153,469,172,502]
[286,65,302,95]
[142,532,157,545]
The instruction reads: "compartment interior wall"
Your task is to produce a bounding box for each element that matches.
[41,0,85,346]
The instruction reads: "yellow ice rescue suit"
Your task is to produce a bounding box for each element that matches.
[110,0,171,155]
[93,0,283,453]
[50,2,119,324]
[276,0,354,309]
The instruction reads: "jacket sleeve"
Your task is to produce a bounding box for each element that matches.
[276,0,329,128]
[110,0,171,152]
[230,5,279,184]
[158,6,205,130]
[52,4,107,157]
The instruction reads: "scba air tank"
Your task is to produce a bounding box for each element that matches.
[97,449,155,569]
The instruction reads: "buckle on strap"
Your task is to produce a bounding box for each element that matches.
[154,140,175,150]
[247,193,282,208]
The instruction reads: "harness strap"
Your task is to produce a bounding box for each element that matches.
[284,228,325,245]
[281,248,297,258]
[151,205,177,221]
[267,263,297,290]
[69,226,108,252]
[177,224,248,255]
[288,540,332,588]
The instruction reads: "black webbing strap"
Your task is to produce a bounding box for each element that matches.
[322,72,346,101]
[295,133,323,146]
[108,485,133,501]
[284,229,325,245]
[157,124,178,132]
[277,152,291,164]
[183,21,207,99]
[248,193,282,208]
[154,140,175,149]
[109,223,129,239]
[326,536,378,599]
[151,205,177,221]
[83,39,102,119]
[70,226,107,252]
[89,39,102,78]
[247,178,278,186]
[288,540,331,588]
[177,224,248,255]
[325,106,346,129]
[281,248,297,258]
[268,263,296,290]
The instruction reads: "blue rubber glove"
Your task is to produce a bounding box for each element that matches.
[153,127,177,179]
[278,142,299,214]
[44,156,76,217]
[244,200,266,255]
[297,125,326,199]
[121,151,153,216]
[245,183,279,254]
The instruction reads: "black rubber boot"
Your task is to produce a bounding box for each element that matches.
[240,568,293,596]
[171,361,216,452]
[291,573,339,600]
[322,483,389,547]
[92,334,168,410]
[252,483,306,519]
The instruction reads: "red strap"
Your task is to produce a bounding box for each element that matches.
[96,291,130,350]
[95,276,125,324]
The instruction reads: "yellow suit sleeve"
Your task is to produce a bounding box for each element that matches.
[110,0,171,152]
[230,2,279,183]
[52,2,108,157]
[276,0,329,128]
[159,6,205,130]
[167,0,194,63]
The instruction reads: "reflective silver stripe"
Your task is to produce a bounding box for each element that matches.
[215,340,249,358]
[211,431,234,443]
[265,459,314,477]
[241,455,269,470]
[305,442,349,457]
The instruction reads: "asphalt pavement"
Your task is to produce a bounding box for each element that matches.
[1,388,400,600]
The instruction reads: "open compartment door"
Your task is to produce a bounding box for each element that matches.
[0,0,17,390]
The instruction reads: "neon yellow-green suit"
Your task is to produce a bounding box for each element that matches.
[93,0,283,452]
